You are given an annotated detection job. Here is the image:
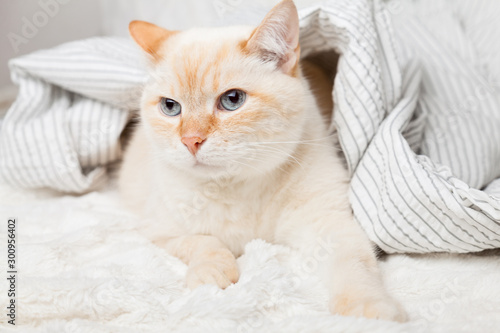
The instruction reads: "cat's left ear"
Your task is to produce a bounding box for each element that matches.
[245,0,300,75]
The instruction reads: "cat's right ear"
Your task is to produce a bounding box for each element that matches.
[129,20,177,61]
[245,0,300,75]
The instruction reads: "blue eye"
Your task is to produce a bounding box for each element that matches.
[159,97,181,116]
[219,89,246,111]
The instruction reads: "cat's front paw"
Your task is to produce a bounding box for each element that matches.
[330,294,407,322]
[186,249,239,289]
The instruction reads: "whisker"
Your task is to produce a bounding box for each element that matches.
[240,146,305,170]
[247,141,340,151]
[238,155,294,175]
[246,133,337,145]
[227,158,263,174]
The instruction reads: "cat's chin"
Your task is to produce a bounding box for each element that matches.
[191,161,223,172]
[167,158,267,181]
[167,160,236,180]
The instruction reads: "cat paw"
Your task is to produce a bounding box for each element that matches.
[330,295,407,322]
[186,249,239,289]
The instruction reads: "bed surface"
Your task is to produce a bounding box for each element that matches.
[1,181,499,332]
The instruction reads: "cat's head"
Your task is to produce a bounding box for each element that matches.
[131,0,307,180]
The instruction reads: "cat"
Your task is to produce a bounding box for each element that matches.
[119,0,407,322]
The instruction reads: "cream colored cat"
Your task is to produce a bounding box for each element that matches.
[120,0,406,322]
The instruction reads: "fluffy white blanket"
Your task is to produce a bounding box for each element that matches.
[1,182,499,332]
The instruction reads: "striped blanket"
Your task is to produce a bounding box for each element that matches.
[1,0,499,253]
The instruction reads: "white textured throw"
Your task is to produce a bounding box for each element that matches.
[1,0,500,254]
[1,183,500,332]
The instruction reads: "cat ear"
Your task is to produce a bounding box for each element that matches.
[245,0,300,75]
[129,20,177,61]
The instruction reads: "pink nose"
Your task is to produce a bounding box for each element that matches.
[181,136,206,156]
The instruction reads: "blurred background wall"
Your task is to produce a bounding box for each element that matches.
[0,0,101,97]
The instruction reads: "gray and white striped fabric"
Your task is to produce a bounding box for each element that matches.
[1,0,499,253]
[0,38,146,192]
